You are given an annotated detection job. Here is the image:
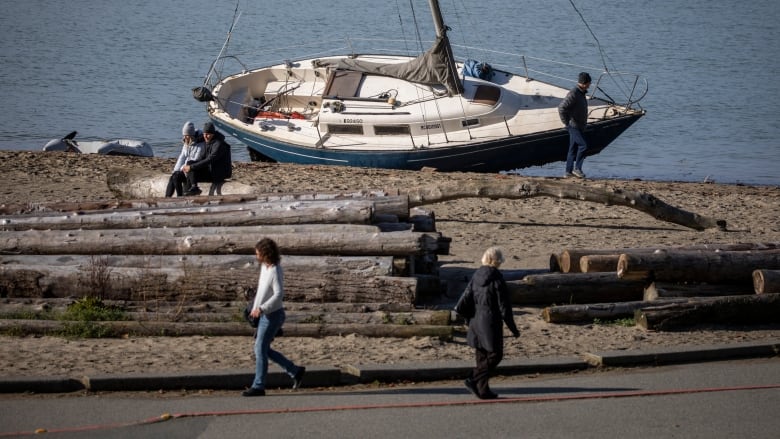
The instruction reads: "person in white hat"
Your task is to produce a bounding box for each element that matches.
[165,121,204,197]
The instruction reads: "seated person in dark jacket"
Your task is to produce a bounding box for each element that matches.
[182,122,232,196]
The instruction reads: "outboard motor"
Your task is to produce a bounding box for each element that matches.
[192,86,214,102]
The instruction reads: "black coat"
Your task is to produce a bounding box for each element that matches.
[558,85,589,130]
[458,265,519,353]
[189,131,232,182]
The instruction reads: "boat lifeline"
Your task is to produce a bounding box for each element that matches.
[194,0,645,173]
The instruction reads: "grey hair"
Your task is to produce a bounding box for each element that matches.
[481,246,505,267]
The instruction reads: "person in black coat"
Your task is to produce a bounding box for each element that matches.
[557,71,591,179]
[182,121,232,196]
[455,246,519,399]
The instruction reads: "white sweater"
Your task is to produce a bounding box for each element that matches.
[172,139,204,172]
[252,264,284,314]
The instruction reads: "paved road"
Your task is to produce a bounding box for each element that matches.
[1,357,778,438]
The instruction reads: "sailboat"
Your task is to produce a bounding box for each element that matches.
[194,0,645,173]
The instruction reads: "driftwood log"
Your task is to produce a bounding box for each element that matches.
[0,191,409,219]
[617,249,780,283]
[643,282,754,301]
[507,272,647,305]
[0,299,416,314]
[753,269,780,294]
[634,294,780,330]
[541,299,690,323]
[548,253,562,272]
[562,249,642,273]
[0,263,425,304]
[401,177,725,231]
[0,199,384,230]
[0,226,446,256]
[561,243,780,273]
[579,255,621,273]
[0,320,454,339]
[115,310,452,326]
[97,172,726,231]
[0,254,397,271]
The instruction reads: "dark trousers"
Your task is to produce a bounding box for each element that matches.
[472,347,503,396]
[565,126,588,173]
[185,167,220,189]
[164,171,189,197]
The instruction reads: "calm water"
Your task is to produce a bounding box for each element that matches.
[1,0,778,185]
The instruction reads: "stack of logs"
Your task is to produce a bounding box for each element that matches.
[0,193,454,339]
[517,243,780,330]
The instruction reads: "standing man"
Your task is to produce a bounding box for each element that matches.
[182,121,232,196]
[558,72,591,179]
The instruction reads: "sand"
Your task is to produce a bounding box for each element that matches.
[1,150,779,379]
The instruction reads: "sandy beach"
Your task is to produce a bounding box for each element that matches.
[1,150,779,379]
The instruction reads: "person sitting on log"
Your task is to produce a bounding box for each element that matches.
[182,122,232,196]
[165,121,204,197]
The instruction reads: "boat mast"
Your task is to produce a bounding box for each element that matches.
[428,0,463,94]
[429,0,447,38]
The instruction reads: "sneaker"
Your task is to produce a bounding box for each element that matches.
[241,387,265,397]
[464,378,480,398]
[564,172,575,178]
[184,187,202,196]
[292,367,306,390]
[572,169,586,179]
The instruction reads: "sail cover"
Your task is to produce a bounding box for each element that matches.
[321,37,464,96]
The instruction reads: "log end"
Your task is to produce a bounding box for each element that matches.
[541,307,552,323]
[549,253,561,272]
[753,269,765,294]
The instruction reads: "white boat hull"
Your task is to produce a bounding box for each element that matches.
[205,54,643,172]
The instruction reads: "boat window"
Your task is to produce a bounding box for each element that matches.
[327,124,364,135]
[461,118,480,127]
[374,125,411,135]
[323,70,364,98]
[472,85,501,106]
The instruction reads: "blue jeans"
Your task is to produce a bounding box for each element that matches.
[566,126,588,173]
[251,308,300,390]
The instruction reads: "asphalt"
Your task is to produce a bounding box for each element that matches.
[2,339,778,394]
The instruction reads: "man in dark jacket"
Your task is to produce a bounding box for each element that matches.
[558,71,591,179]
[183,121,232,196]
[456,246,519,399]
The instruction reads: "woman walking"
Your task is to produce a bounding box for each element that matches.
[243,238,306,396]
[455,246,519,399]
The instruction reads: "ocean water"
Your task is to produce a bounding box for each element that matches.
[1,0,778,185]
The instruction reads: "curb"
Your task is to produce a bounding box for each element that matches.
[0,376,83,394]
[583,339,780,367]
[80,366,341,392]
[2,340,778,394]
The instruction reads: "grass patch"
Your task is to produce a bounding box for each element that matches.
[593,317,636,327]
[60,297,126,322]
[57,296,128,338]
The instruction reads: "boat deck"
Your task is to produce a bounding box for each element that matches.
[211,56,638,153]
